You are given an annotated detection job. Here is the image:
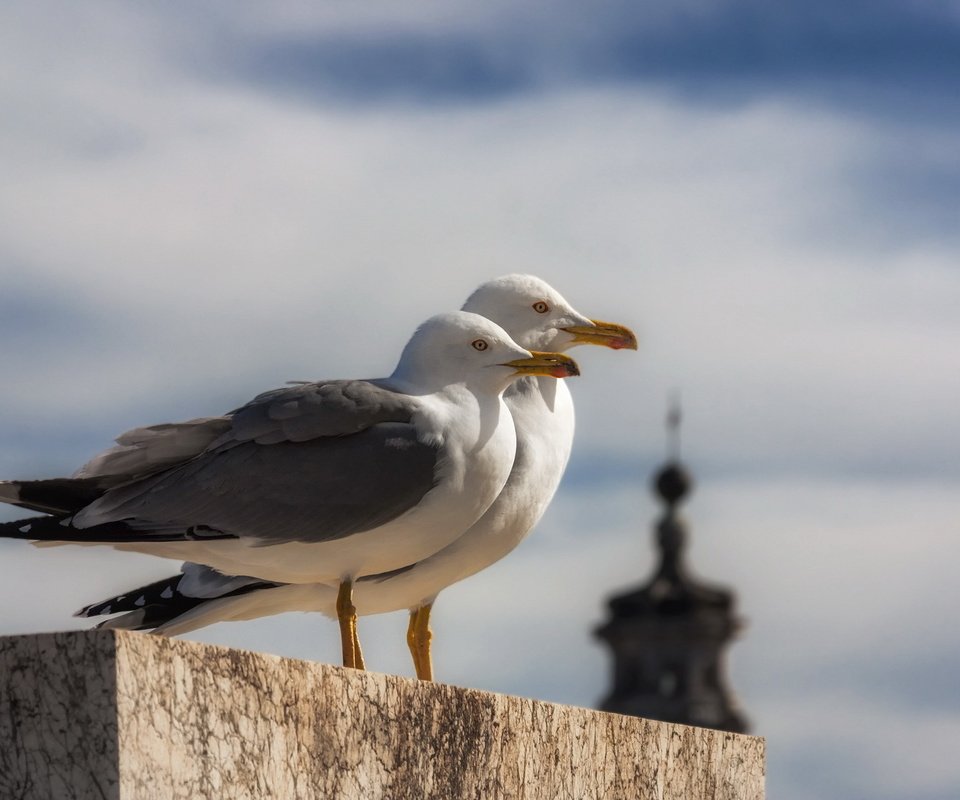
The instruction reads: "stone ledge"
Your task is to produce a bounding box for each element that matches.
[0,631,764,799]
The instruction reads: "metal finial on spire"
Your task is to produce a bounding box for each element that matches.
[666,391,682,461]
[654,393,692,506]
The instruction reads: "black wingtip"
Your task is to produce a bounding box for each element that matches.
[79,574,185,618]
[0,515,70,541]
[0,513,237,544]
[80,574,283,632]
[0,477,110,515]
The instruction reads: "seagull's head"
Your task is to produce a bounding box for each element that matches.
[462,274,638,354]
[392,311,580,394]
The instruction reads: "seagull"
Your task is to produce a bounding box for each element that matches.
[76,275,636,679]
[0,309,580,669]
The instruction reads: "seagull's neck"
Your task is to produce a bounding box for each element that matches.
[379,374,430,396]
[536,375,559,410]
[383,363,449,396]
[506,375,560,412]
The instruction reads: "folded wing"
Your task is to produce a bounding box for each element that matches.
[2,380,440,546]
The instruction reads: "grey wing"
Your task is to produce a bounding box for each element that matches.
[73,380,440,544]
[83,422,440,544]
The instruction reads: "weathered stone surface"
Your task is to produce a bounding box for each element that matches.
[0,631,765,799]
[0,631,119,800]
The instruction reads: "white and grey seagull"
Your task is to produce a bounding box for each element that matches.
[75,275,636,679]
[0,309,580,669]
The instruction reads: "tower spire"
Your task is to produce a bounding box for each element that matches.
[594,401,749,732]
[666,391,682,462]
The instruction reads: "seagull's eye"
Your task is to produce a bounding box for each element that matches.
[532,301,549,314]
[471,339,489,351]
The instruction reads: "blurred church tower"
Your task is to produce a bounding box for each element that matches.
[594,402,749,732]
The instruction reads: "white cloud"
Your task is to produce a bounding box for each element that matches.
[2,79,957,479]
[761,692,960,800]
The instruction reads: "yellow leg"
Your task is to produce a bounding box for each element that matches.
[410,602,434,682]
[352,619,366,671]
[336,580,364,670]
[406,609,421,677]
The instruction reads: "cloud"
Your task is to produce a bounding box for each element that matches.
[763,693,960,800]
[10,2,960,114]
[2,72,957,482]
[192,0,960,114]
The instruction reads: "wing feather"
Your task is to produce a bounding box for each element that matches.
[69,380,440,545]
[74,423,439,544]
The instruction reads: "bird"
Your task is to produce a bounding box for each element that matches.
[76,275,636,679]
[0,309,580,669]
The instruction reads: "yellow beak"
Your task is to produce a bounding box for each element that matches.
[563,319,638,350]
[503,351,581,378]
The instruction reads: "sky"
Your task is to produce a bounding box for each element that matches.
[1,2,959,798]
